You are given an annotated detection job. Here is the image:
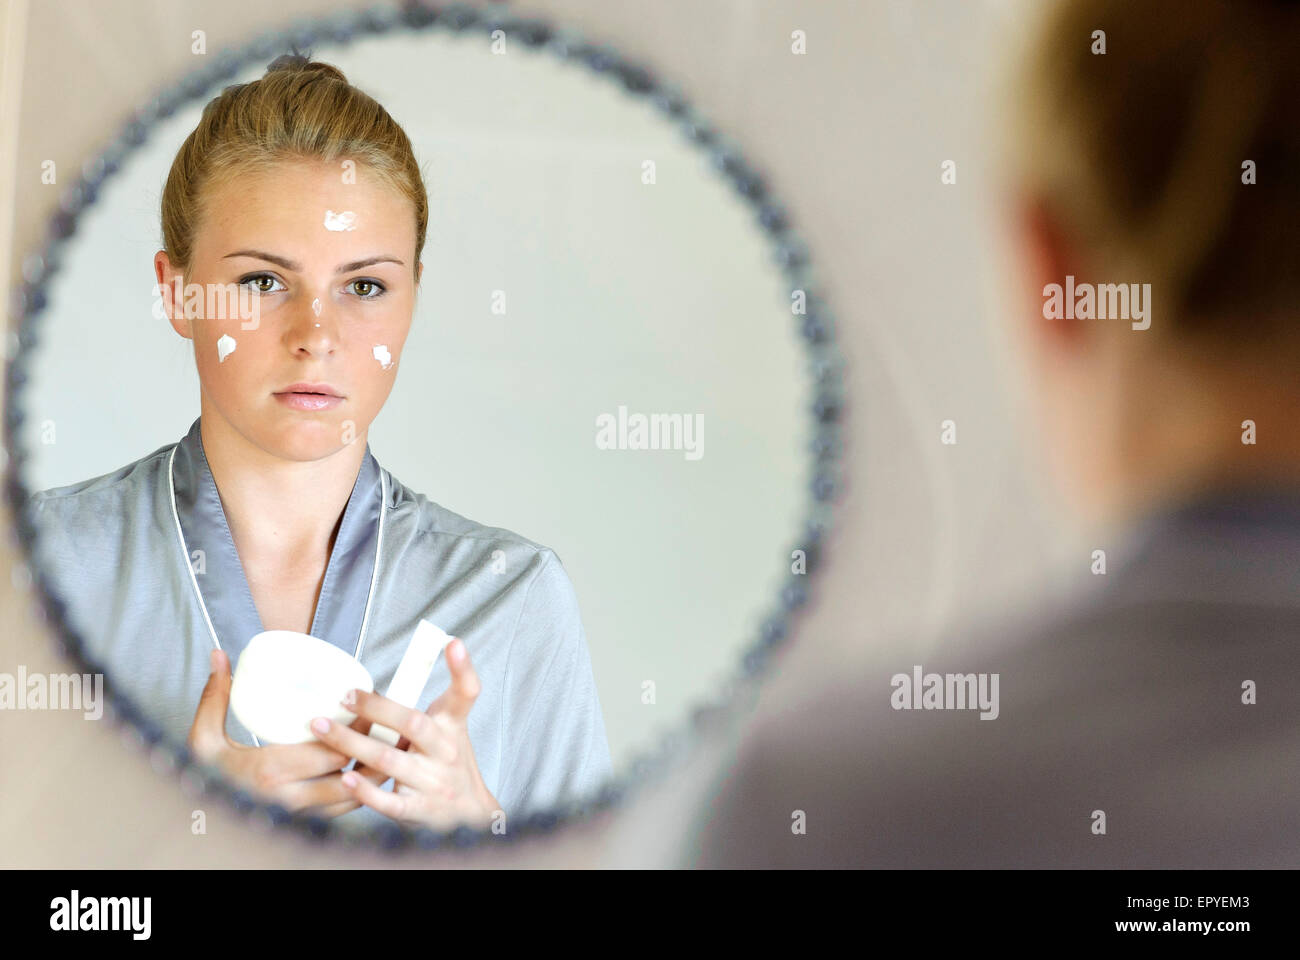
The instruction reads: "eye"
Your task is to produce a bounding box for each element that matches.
[347,278,387,299]
[238,272,285,294]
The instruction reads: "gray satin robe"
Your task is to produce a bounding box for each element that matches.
[25,417,613,833]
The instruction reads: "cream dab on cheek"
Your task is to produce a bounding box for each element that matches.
[217,334,237,363]
[323,210,357,231]
[373,344,393,369]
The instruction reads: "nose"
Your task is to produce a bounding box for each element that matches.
[284,293,339,356]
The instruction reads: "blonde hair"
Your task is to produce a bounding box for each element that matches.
[160,53,428,278]
[1007,0,1299,343]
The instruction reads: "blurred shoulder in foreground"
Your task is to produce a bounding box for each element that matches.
[682,483,1300,868]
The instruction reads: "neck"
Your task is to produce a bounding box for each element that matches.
[1099,340,1300,528]
[197,399,366,565]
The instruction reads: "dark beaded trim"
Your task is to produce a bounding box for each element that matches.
[2,0,846,855]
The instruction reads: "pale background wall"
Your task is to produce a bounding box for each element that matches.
[0,0,1086,868]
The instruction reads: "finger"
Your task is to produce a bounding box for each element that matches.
[428,639,480,721]
[311,713,424,785]
[276,770,361,812]
[346,744,395,784]
[343,712,397,775]
[341,769,413,822]
[187,649,232,757]
[304,763,391,820]
[344,690,445,756]
[256,739,355,782]
[420,714,461,765]
[312,797,362,820]
[353,762,392,785]
[345,707,411,751]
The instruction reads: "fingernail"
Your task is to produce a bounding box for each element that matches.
[341,689,356,707]
[342,772,358,788]
[311,717,330,734]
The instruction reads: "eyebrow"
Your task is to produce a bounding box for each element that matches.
[222,250,405,273]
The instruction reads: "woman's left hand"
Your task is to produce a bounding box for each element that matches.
[310,638,503,831]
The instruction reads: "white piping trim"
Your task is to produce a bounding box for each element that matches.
[169,443,262,747]
[168,445,223,655]
[352,467,386,663]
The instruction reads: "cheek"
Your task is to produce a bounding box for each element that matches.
[368,343,396,370]
[347,342,400,389]
[191,325,239,375]
[214,332,240,365]
[338,338,400,395]
[193,325,265,395]
[360,316,411,373]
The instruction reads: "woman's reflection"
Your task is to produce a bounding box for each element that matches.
[26,54,612,833]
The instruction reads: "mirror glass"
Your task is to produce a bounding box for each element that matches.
[17,25,813,835]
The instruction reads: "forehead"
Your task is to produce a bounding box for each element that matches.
[196,158,415,250]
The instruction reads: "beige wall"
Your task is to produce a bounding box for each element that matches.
[0,0,1079,867]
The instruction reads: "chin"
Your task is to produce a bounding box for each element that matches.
[256,419,350,462]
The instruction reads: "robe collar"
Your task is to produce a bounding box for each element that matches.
[166,416,384,666]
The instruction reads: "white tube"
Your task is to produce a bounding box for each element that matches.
[369,619,452,746]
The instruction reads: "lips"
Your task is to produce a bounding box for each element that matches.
[275,382,343,398]
[273,381,345,412]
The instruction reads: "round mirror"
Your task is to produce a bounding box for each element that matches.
[7,5,842,848]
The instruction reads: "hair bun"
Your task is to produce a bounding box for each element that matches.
[265,52,347,83]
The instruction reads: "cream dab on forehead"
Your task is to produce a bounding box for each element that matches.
[323,210,357,231]
[373,344,393,369]
[217,334,237,363]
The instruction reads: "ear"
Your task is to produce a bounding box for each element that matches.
[1015,194,1088,351]
[154,250,191,339]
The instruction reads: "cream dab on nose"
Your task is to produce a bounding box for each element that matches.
[312,298,322,316]
[323,210,357,231]
[217,334,237,363]
[373,344,393,369]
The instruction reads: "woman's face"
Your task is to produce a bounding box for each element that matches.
[157,158,420,462]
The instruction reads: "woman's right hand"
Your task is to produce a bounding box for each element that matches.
[186,649,389,819]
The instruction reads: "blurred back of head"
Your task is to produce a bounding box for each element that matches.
[1008,0,1299,353]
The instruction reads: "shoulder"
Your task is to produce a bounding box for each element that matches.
[708,569,1300,866]
[379,464,574,596]
[22,442,178,612]
[24,441,175,525]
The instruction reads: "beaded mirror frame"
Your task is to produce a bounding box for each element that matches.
[2,0,845,854]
